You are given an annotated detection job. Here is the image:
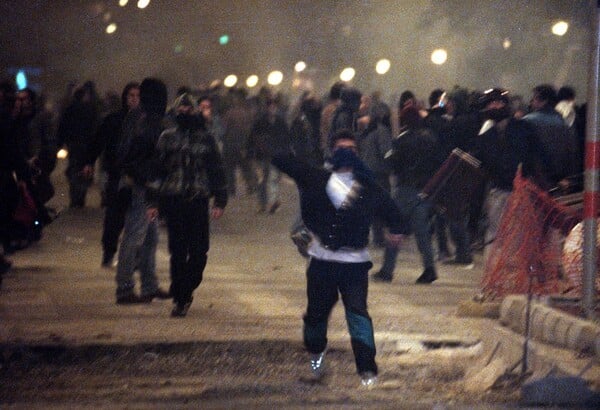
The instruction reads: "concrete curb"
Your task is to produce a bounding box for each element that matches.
[464,322,600,393]
[499,295,600,360]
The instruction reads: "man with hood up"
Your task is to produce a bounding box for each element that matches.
[327,87,362,155]
[146,93,228,317]
[91,82,140,268]
[113,78,170,304]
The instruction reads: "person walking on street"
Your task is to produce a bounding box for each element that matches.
[91,82,140,268]
[248,97,289,214]
[146,93,228,317]
[113,78,170,304]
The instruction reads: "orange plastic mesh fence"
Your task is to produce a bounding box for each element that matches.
[480,169,598,300]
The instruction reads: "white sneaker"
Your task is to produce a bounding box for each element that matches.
[310,351,326,378]
[359,371,378,388]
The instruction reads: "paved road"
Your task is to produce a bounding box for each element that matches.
[1,160,490,345]
[1,160,518,408]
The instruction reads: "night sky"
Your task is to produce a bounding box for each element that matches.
[0,0,593,105]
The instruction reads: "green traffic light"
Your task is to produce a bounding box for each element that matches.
[219,34,229,45]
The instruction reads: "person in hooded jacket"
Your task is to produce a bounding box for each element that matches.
[327,87,362,155]
[90,82,140,267]
[113,78,170,305]
[358,101,392,247]
[146,93,227,317]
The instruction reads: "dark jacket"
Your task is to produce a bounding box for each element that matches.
[523,107,581,188]
[471,118,533,191]
[56,100,99,168]
[248,112,290,160]
[149,124,228,209]
[115,107,164,187]
[386,127,443,190]
[359,123,392,177]
[272,153,408,250]
[90,109,128,178]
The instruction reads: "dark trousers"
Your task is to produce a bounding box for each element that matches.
[101,180,129,257]
[303,258,377,374]
[161,195,210,305]
[66,162,91,207]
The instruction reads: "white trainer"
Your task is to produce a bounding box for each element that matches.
[310,351,326,378]
[359,371,378,388]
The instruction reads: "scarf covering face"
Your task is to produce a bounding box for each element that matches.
[329,147,373,179]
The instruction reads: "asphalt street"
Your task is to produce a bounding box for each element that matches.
[0,159,525,408]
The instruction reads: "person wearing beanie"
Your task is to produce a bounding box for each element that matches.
[145,93,227,317]
[327,87,362,153]
[470,88,534,261]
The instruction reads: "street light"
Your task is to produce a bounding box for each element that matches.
[552,21,569,36]
[375,59,391,75]
[340,67,355,82]
[106,23,117,34]
[119,0,128,6]
[246,75,258,88]
[431,49,447,65]
[137,0,150,9]
[294,61,306,72]
[267,70,283,86]
[224,74,238,88]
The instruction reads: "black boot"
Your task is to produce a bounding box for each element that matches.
[415,267,437,284]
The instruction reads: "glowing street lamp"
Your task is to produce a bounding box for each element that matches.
[106,23,117,34]
[246,75,258,88]
[294,61,306,72]
[267,70,283,86]
[375,59,391,75]
[431,49,447,65]
[137,0,150,9]
[224,74,238,88]
[340,67,355,82]
[57,149,68,159]
[552,21,569,36]
[119,0,128,6]
[503,38,512,49]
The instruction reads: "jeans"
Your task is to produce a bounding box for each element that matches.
[483,187,511,261]
[66,163,91,207]
[223,150,258,196]
[448,214,472,260]
[115,185,159,298]
[380,185,434,275]
[258,160,281,209]
[303,258,377,374]
[161,195,210,305]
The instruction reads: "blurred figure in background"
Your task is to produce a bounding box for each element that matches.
[358,101,392,247]
[56,81,101,208]
[221,88,258,197]
[248,97,290,214]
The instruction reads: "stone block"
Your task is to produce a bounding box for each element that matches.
[456,300,500,318]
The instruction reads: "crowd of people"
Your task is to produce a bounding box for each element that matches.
[0,75,587,385]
